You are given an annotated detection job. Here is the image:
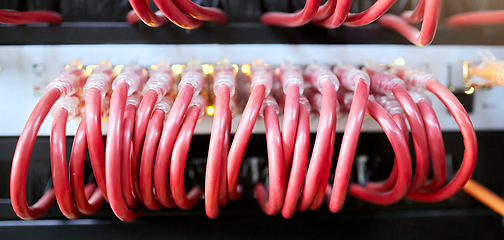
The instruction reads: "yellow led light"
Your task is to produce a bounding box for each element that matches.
[206,106,215,116]
[202,64,214,75]
[465,86,475,95]
[232,64,238,73]
[114,65,124,75]
[241,64,251,75]
[85,65,97,76]
[172,64,183,75]
[394,58,406,66]
[150,64,159,70]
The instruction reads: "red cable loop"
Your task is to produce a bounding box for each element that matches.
[254,103,286,215]
[297,81,337,211]
[106,82,143,221]
[205,85,231,219]
[219,109,232,207]
[154,84,194,208]
[171,105,204,209]
[378,0,441,46]
[349,100,412,205]
[121,104,141,209]
[50,108,82,219]
[69,120,104,215]
[407,80,477,202]
[281,102,310,218]
[312,0,337,21]
[152,0,203,29]
[282,84,300,173]
[313,0,353,29]
[139,109,165,210]
[227,85,267,200]
[417,99,446,190]
[172,0,227,24]
[85,89,109,201]
[344,0,397,27]
[327,80,370,212]
[10,87,60,220]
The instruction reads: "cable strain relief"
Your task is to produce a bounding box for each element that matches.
[334,66,370,91]
[260,96,280,118]
[280,65,304,94]
[83,72,113,100]
[213,65,236,97]
[143,70,175,102]
[405,70,434,90]
[126,93,142,108]
[188,95,207,119]
[154,96,173,117]
[299,95,311,113]
[112,65,148,95]
[46,69,86,96]
[376,95,404,116]
[408,90,432,105]
[306,64,339,92]
[369,71,406,95]
[51,96,80,119]
[251,65,274,96]
[179,70,204,97]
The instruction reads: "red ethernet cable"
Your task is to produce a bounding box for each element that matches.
[281,96,310,218]
[170,96,206,209]
[344,0,397,27]
[152,0,203,29]
[126,9,167,25]
[365,95,408,192]
[261,0,322,27]
[69,120,104,215]
[279,63,303,173]
[312,0,337,21]
[106,64,147,221]
[254,97,286,215]
[121,94,142,209]
[326,66,371,213]
[313,0,352,28]
[11,63,86,220]
[390,67,477,202]
[365,66,430,193]
[297,64,339,211]
[378,0,441,46]
[50,97,84,219]
[205,61,236,218]
[139,96,172,210]
[349,99,412,205]
[227,63,273,201]
[414,95,446,190]
[154,62,204,209]
[133,63,174,199]
[0,9,62,25]
[401,0,426,24]
[445,10,504,26]
[219,103,234,207]
[84,65,116,201]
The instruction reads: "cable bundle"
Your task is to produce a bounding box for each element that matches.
[10,59,476,221]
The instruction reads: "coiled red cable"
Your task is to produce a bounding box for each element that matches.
[205,85,231,218]
[328,79,370,212]
[282,97,310,218]
[254,97,286,215]
[69,120,104,215]
[106,82,143,221]
[0,9,62,25]
[349,99,412,205]
[297,80,338,211]
[171,100,205,210]
[378,0,441,46]
[407,80,477,201]
[122,102,141,209]
[417,99,446,190]
[154,84,194,208]
[313,0,353,28]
